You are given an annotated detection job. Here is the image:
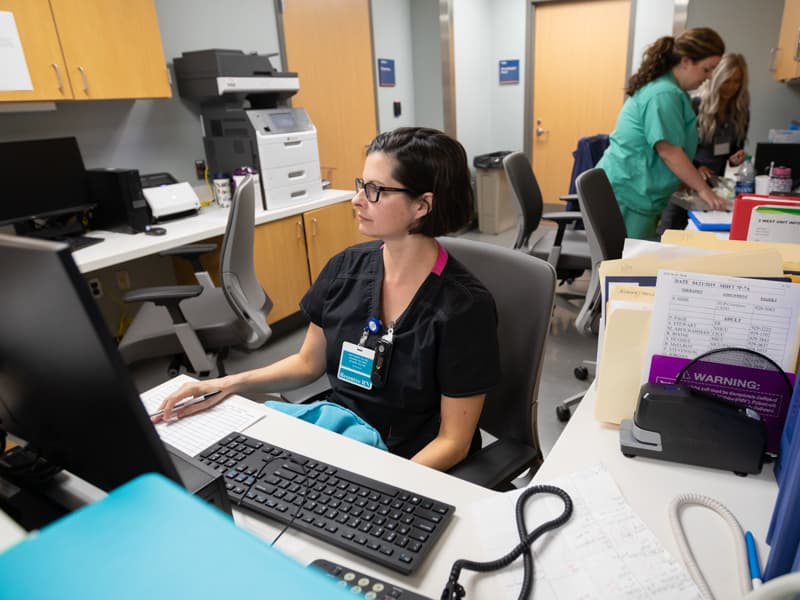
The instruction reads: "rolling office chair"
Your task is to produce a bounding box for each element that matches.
[502,152,592,314]
[441,237,556,490]
[118,176,273,377]
[555,168,627,422]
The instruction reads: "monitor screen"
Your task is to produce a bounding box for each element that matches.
[754,143,800,191]
[0,234,180,491]
[0,137,93,227]
[269,111,297,131]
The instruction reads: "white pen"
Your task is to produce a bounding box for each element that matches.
[149,390,222,419]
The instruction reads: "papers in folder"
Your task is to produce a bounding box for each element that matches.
[687,209,732,231]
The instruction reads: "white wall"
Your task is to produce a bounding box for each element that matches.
[630,0,675,74]
[410,0,444,130]
[371,0,417,131]
[0,0,281,184]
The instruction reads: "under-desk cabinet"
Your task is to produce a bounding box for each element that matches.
[0,0,171,101]
[773,0,800,81]
[303,201,369,281]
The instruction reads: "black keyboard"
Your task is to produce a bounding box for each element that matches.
[197,433,455,575]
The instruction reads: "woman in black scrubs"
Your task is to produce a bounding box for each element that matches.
[659,53,750,233]
[155,128,500,472]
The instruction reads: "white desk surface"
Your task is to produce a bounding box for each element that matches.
[73,188,353,273]
[0,386,780,599]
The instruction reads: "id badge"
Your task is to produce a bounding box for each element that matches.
[338,341,375,390]
[713,142,730,156]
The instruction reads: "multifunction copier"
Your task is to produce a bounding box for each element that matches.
[173,49,323,210]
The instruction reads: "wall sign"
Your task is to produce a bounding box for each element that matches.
[499,59,519,85]
[378,58,395,87]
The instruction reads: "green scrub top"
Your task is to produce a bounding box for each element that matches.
[597,72,697,238]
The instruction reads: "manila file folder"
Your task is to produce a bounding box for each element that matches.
[595,308,652,424]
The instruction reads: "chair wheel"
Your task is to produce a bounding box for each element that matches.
[556,405,572,422]
[574,366,589,380]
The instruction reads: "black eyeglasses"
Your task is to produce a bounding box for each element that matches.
[355,178,414,203]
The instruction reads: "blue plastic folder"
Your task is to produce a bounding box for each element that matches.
[0,474,353,599]
[687,209,732,231]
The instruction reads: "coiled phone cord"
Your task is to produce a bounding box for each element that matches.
[441,484,573,600]
[668,493,752,599]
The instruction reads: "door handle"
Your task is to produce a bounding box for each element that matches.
[51,64,64,92]
[535,119,548,137]
[77,66,89,93]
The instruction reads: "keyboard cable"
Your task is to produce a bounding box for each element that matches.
[441,484,573,600]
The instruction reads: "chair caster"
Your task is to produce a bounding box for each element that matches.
[556,405,572,422]
[574,366,589,380]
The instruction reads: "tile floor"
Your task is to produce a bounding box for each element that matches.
[129,220,598,457]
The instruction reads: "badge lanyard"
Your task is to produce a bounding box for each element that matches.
[337,318,395,390]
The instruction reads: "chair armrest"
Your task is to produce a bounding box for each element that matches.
[559,193,578,203]
[541,210,582,224]
[280,377,332,404]
[447,439,542,489]
[158,243,217,258]
[122,285,203,306]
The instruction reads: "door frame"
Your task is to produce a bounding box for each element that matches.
[522,0,689,159]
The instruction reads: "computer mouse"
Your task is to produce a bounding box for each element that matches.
[144,225,167,236]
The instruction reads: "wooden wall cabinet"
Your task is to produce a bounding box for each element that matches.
[0,0,171,102]
[773,0,800,81]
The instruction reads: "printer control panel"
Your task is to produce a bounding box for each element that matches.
[247,108,314,135]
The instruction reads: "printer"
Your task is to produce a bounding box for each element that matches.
[173,49,323,211]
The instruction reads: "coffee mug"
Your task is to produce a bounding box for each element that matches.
[755,175,770,195]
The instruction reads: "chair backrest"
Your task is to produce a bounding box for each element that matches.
[573,168,626,335]
[575,168,626,265]
[219,176,273,349]
[438,236,556,449]
[502,152,544,250]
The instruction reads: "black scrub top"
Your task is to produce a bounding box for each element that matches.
[300,240,500,458]
[692,97,748,176]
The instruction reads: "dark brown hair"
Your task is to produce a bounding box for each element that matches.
[366,127,473,237]
[626,27,725,96]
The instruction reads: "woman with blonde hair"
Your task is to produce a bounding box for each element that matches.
[660,53,750,232]
[597,27,728,239]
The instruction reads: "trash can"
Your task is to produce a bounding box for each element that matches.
[473,151,516,234]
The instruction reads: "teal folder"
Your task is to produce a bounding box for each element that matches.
[0,474,352,599]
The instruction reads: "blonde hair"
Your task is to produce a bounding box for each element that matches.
[696,53,749,145]
[627,27,725,96]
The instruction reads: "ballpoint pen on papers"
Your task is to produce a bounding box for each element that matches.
[745,530,763,588]
[149,391,222,419]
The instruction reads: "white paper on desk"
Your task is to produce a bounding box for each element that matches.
[471,464,701,599]
[0,12,33,91]
[644,270,800,378]
[139,375,264,457]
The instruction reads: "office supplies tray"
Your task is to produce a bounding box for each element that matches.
[197,432,455,575]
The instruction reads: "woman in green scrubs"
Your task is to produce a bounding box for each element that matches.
[597,27,728,240]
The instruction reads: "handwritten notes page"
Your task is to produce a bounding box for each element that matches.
[472,465,701,599]
[140,375,264,457]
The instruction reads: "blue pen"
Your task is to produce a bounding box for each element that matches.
[745,530,762,588]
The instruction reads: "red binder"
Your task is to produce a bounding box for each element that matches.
[730,194,800,240]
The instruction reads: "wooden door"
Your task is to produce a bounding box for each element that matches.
[281,0,377,189]
[0,0,73,101]
[48,0,171,99]
[304,200,367,281]
[531,0,630,204]
[774,0,800,80]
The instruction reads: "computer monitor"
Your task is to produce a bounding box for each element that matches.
[0,137,94,235]
[754,143,800,192]
[0,234,181,491]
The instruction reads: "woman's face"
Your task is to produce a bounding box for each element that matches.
[675,55,721,91]
[352,151,428,240]
[718,67,743,102]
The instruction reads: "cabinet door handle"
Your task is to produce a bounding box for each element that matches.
[78,66,89,93]
[296,220,304,239]
[769,47,778,72]
[51,64,64,91]
[795,28,800,62]
[311,217,319,236]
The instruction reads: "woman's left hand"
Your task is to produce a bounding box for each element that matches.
[729,149,746,166]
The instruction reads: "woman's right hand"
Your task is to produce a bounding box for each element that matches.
[698,188,727,211]
[151,378,232,423]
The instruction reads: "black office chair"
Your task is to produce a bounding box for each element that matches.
[118,176,273,377]
[502,151,592,313]
[556,168,627,421]
[441,237,556,490]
